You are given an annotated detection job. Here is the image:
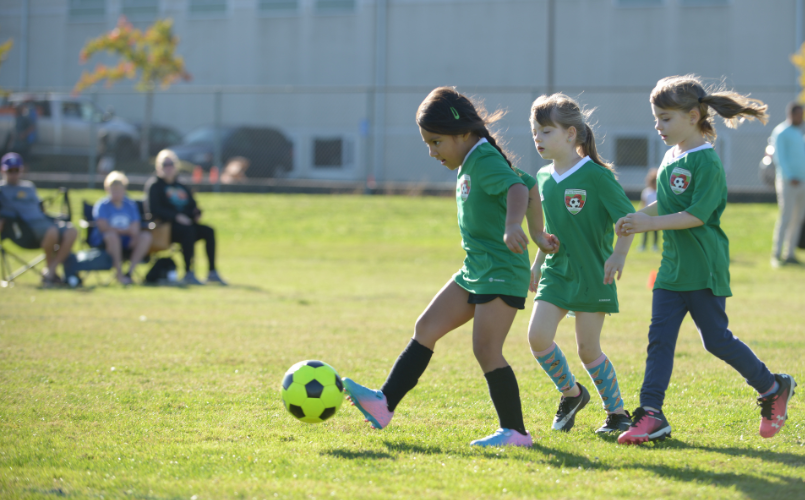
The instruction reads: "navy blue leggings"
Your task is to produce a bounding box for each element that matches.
[640,288,775,411]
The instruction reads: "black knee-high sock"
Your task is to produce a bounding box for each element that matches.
[485,366,527,436]
[380,339,433,412]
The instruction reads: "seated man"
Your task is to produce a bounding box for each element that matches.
[0,152,77,285]
[91,171,152,285]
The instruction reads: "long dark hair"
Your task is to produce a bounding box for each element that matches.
[530,93,613,172]
[416,87,514,169]
[650,75,769,144]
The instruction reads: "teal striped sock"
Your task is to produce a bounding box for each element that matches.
[533,343,575,393]
[584,353,624,413]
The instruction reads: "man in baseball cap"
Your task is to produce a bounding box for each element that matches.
[1,152,77,285]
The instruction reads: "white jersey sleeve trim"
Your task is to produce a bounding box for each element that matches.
[550,156,591,184]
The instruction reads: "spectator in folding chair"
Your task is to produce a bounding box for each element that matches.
[0,152,77,285]
[90,171,152,285]
[144,149,227,286]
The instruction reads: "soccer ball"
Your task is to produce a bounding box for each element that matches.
[281,360,344,423]
[569,197,581,208]
[673,176,686,188]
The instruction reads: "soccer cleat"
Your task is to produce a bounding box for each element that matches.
[470,428,533,448]
[617,407,671,445]
[182,271,204,285]
[758,374,797,438]
[595,410,632,434]
[342,378,394,430]
[552,383,590,432]
[206,270,228,286]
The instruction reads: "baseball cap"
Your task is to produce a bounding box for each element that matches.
[1,152,23,171]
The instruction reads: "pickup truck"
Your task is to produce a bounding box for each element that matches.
[0,93,139,159]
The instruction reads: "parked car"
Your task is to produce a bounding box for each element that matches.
[0,93,139,159]
[169,126,294,178]
[110,122,183,162]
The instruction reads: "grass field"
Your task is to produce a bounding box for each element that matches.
[1,191,804,500]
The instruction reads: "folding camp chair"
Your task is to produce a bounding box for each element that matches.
[0,188,72,287]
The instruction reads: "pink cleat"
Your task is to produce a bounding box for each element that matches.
[343,378,394,429]
[470,428,533,447]
[618,407,671,445]
[758,374,797,438]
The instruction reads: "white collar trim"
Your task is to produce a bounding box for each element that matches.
[550,156,591,184]
[461,137,488,168]
[667,143,713,163]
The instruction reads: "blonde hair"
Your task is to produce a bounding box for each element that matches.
[650,75,769,144]
[530,93,614,172]
[155,149,181,176]
[104,170,129,190]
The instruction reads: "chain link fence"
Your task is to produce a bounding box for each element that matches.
[1,85,796,196]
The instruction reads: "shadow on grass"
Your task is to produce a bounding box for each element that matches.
[322,449,395,460]
[655,439,805,468]
[382,441,445,455]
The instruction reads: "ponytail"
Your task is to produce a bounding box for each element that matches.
[651,75,769,143]
[530,93,614,173]
[417,86,516,170]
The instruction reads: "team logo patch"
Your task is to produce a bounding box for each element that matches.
[669,167,691,195]
[457,174,471,201]
[564,189,586,215]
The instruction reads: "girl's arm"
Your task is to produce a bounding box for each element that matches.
[604,232,635,284]
[615,201,702,236]
[524,185,560,254]
[504,183,530,254]
[529,249,547,292]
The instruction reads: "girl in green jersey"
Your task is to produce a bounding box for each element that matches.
[527,94,637,434]
[617,75,795,444]
[343,87,559,447]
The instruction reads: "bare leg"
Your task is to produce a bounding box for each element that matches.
[40,226,59,276]
[102,231,125,283]
[53,227,76,270]
[127,231,152,277]
[472,298,518,372]
[413,280,475,350]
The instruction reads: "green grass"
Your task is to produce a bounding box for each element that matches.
[1,192,804,499]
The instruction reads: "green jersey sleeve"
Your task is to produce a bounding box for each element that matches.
[685,159,726,224]
[514,168,537,190]
[598,168,635,222]
[474,151,525,196]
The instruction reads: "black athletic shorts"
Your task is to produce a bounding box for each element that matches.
[467,293,526,310]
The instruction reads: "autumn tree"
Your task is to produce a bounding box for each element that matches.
[791,42,805,103]
[74,16,190,160]
[0,33,13,97]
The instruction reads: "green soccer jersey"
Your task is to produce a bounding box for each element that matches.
[535,157,635,313]
[654,144,731,297]
[453,139,533,297]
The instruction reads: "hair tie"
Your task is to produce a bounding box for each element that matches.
[450,107,460,120]
[698,97,704,103]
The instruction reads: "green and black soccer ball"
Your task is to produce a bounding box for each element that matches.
[281,360,344,423]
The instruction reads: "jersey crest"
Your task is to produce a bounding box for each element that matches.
[564,189,586,215]
[457,174,471,201]
[669,167,691,195]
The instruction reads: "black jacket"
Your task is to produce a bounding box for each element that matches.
[143,176,200,222]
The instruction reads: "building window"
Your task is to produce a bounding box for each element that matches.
[69,0,106,20]
[616,0,663,6]
[313,138,354,168]
[259,0,298,13]
[189,0,227,16]
[615,137,649,167]
[122,0,159,19]
[315,0,356,14]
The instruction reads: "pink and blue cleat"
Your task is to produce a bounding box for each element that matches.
[470,428,533,448]
[343,378,394,429]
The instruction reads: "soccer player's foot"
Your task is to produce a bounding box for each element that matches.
[182,271,203,285]
[206,270,228,286]
[470,428,533,448]
[552,383,590,432]
[595,410,632,434]
[783,256,801,265]
[758,374,797,438]
[617,407,671,445]
[343,378,393,429]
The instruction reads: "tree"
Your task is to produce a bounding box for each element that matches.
[0,33,13,97]
[74,16,190,160]
[791,42,805,103]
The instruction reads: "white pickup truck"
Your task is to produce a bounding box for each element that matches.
[0,93,139,158]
